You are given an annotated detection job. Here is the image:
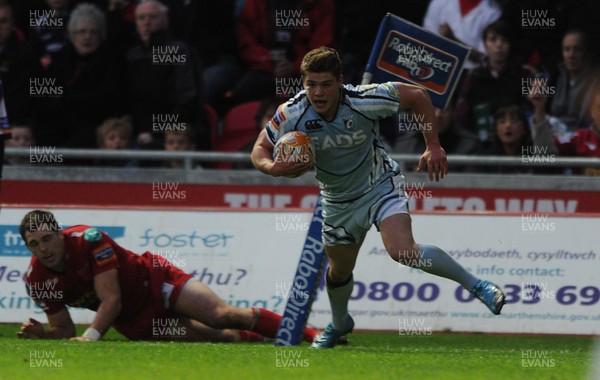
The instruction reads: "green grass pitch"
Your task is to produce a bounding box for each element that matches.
[0,324,595,380]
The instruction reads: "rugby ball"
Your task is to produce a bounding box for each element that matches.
[273,131,315,177]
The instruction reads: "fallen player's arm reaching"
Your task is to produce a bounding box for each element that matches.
[18,308,76,339]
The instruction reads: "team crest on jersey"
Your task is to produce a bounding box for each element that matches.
[343,115,354,129]
[93,243,116,266]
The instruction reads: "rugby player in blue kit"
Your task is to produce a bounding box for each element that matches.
[251,47,506,348]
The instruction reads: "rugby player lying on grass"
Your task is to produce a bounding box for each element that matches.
[17,210,317,342]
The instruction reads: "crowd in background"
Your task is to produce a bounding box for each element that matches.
[1,0,599,174]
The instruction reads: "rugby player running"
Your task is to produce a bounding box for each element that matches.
[252,47,506,349]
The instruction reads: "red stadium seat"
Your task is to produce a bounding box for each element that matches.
[214,101,261,169]
[202,103,219,150]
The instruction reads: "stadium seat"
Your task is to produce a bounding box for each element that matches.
[214,101,261,169]
[202,103,220,150]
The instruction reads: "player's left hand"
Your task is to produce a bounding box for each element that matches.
[70,336,95,342]
[417,144,448,182]
[17,318,45,339]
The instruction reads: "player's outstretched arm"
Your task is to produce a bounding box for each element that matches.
[71,269,122,341]
[393,82,448,181]
[17,309,76,339]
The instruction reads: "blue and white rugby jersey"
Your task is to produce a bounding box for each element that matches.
[266,82,403,202]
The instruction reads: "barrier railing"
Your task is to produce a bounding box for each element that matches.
[5,147,600,171]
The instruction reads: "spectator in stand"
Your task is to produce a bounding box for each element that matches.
[423,0,501,69]
[95,116,137,167]
[28,0,75,69]
[548,29,598,132]
[7,0,45,40]
[0,1,42,123]
[530,80,600,175]
[104,0,139,55]
[567,0,600,67]
[33,2,126,148]
[126,0,206,150]
[163,124,197,169]
[477,104,557,174]
[477,104,532,173]
[454,20,534,141]
[232,0,335,104]
[163,0,239,109]
[4,123,34,165]
[392,99,483,172]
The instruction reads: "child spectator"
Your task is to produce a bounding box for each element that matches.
[5,123,34,165]
[95,116,137,167]
[163,124,197,169]
[454,20,534,141]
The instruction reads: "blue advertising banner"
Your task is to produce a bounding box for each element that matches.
[275,195,327,346]
[0,225,126,257]
[362,13,471,109]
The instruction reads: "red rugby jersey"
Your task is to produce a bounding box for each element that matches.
[25,225,152,323]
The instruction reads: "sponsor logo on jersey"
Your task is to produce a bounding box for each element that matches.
[304,119,324,131]
[93,244,116,266]
[311,130,367,150]
[83,228,102,242]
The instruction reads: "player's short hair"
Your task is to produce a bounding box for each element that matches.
[19,210,61,242]
[96,116,133,148]
[301,46,341,79]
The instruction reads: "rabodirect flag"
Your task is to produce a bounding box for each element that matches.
[362,13,470,109]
